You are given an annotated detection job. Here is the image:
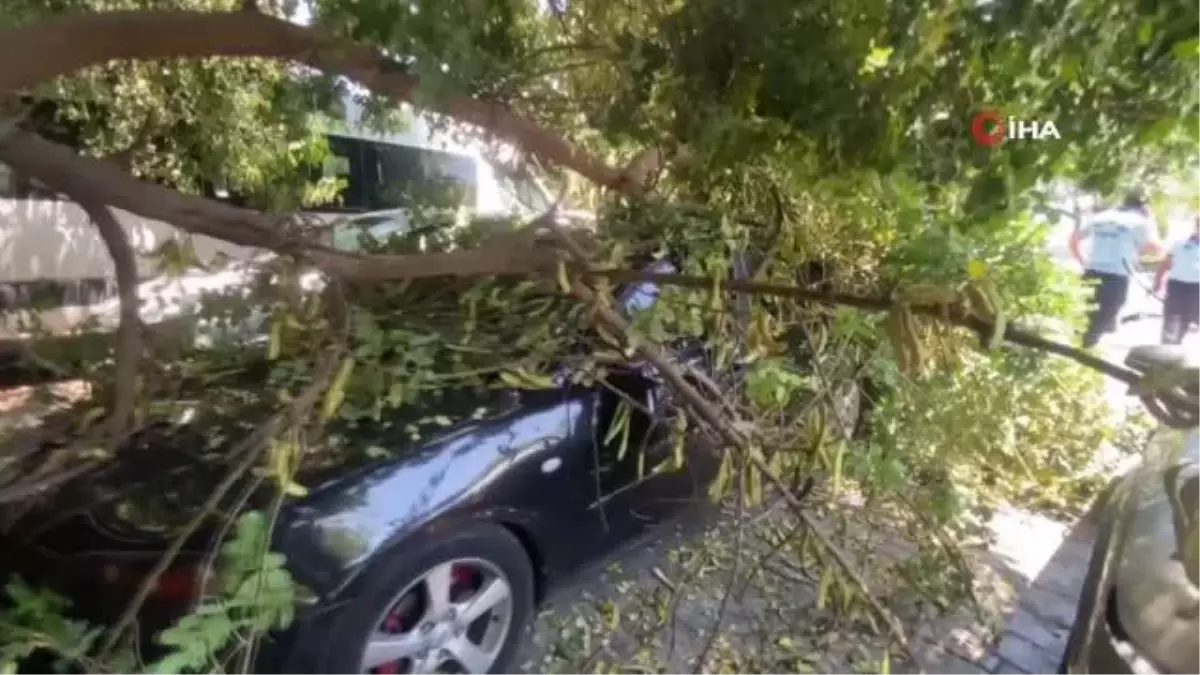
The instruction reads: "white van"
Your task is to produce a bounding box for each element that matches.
[0,100,553,331]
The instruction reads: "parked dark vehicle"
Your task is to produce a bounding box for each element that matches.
[1060,345,1199,675]
[0,217,791,674]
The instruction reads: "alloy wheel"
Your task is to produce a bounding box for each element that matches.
[360,558,514,674]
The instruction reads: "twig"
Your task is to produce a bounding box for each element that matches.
[584,269,1143,387]
[772,473,924,671]
[0,460,100,504]
[694,485,819,661]
[94,421,270,659]
[737,497,813,600]
[741,343,924,668]
[546,228,926,671]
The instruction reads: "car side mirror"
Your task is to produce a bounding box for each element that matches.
[1125,344,1196,372]
[618,258,677,316]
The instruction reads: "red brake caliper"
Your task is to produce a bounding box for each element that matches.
[450,563,475,600]
[373,564,476,674]
[374,591,416,673]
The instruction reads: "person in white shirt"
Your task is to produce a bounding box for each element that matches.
[1153,216,1200,344]
[1068,192,1163,348]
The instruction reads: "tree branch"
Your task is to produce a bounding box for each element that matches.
[549,226,925,670]
[584,269,1143,386]
[0,259,1143,394]
[0,9,634,192]
[0,131,1142,393]
[0,130,562,284]
[76,196,141,439]
[0,199,143,507]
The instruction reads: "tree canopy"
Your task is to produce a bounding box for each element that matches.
[0,0,1196,671]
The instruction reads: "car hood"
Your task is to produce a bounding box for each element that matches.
[14,383,524,552]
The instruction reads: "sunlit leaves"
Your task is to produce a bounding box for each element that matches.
[745,358,812,409]
[1171,37,1200,61]
[8,0,338,207]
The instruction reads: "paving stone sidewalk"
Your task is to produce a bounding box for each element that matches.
[921,506,1096,675]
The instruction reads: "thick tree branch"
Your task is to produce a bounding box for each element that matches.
[0,127,1144,392]
[77,197,141,438]
[584,269,1144,386]
[0,130,562,283]
[0,200,142,506]
[0,9,632,192]
[0,263,1144,392]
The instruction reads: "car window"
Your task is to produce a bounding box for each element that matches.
[621,283,661,315]
[362,141,478,211]
[614,252,748,321]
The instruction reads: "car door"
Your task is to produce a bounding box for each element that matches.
[590,257,724,534]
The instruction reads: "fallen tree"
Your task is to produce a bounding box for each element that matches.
[0,0,1196,672]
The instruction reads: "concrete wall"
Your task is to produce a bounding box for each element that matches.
[0,196,264,334]
[0,196,262,283]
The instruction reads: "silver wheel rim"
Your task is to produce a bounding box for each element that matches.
[360,557,514,674]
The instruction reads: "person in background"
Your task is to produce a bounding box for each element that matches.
[1153,216,1200,344]
[1068,191,1163,348]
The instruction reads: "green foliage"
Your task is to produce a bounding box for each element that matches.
[2,0,339,208]
[0,579,113,674]
[862,349,1114,524]
[150,512,302,674]
[882,214,1092,326]
[0,511,302,674]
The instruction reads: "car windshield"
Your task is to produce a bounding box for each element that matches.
[330,215,414,252]
[329,171,554,253]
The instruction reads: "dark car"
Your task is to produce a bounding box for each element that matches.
[0,225,751,674]
[1060,345,1199,675]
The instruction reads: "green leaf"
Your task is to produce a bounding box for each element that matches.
[966,258,987,280]
[816,568,833,610]
[708,450,732,502]
[322,356,357,421]
[498,368,557,390]
[1140,116,1178,145]
[282,480,309,497]
[1137,19,1154,46]
[1172,37,1200,61]
[860,44,894,74]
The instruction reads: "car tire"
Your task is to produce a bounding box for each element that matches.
[281,522,535,674]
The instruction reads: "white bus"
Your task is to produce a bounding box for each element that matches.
[0,99,553,331]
